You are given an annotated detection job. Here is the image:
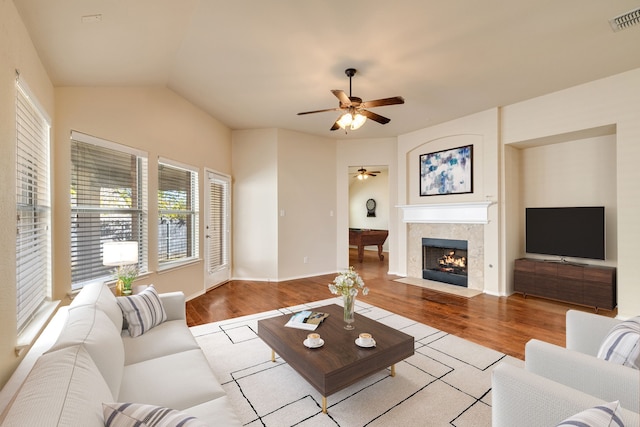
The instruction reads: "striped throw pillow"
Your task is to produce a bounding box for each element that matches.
[117,285,168,337]
[556,401,624,427]
[103,402,208,427]
[597,316,640,369]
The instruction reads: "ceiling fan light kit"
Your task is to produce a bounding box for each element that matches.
[337,111,367,130]
[355,167,380,180]
[297,68,404,132]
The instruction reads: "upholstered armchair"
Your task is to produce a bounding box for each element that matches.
[525,310,639,413]
[492,310,640,426]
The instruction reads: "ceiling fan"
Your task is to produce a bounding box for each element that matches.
[353,167,380,180]
[297,68,405,131]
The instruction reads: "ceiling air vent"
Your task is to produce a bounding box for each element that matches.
[609,7,640,32]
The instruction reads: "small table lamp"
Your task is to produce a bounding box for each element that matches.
[103,241,138,295]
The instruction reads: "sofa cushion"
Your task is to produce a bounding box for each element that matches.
[117,285,167,337]
[597,316,640,369]
[556,400,624,427]
[122,319,200,365]
[1,345,113,427]
[71,281,123,331]
[183,396,243,426]
[103,402,208,427]
[45,305,125,397]
[119,349,226,410]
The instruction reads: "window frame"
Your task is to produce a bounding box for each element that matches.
[69,131,148,290]
[15,76,52,334]
[157,157,199,270]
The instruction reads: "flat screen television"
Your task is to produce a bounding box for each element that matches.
[525,207,605,260]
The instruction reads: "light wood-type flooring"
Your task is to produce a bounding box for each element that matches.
[186,249,616,360]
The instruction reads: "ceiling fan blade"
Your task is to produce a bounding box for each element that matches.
[297,107,341,115]
[330,120,341,131]
[331,90,351,107]
[361,96,405,108]
[360,109,391,124]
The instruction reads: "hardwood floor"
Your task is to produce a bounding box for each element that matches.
[186,249,616,360]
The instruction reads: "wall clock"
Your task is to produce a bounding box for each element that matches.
[366,198,376,217]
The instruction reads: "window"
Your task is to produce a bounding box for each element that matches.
[158,159,199,268]
[70,131,148,289]
[16,78,51,333]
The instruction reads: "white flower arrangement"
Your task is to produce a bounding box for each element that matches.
[328,266,369,297]
[115,264,138,292]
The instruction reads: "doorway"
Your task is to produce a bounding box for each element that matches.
[348,165,390,259]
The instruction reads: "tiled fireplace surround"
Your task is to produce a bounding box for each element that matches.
[401,202,490,292]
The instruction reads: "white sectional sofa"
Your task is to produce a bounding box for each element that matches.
[0,282,242,426]
[492,310,640,427]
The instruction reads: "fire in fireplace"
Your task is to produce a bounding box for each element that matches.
[422,238,468,287]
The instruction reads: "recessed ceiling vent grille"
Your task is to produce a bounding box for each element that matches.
[609,7,640,32]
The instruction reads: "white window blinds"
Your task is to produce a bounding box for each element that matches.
[158,159,199,267]
[207,173,229,272]
[70,132,148,289]
[16,79,51,333]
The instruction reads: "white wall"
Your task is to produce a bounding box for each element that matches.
[277,129,337,279]
[231,129,279,280]
[502,68,640,318]
[502,144,522,294]
[231,128,336,281]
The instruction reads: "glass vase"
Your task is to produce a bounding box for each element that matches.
[122,281,133,296]
[343,293,356,330]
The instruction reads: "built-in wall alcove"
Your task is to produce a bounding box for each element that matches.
[504,124,618,293]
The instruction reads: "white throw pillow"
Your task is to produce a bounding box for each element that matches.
[597,316,640,369]
[117,285,167,337]
[556,401,624,427]
[103,402,208,427]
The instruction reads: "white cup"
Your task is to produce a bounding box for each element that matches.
[307,333,321,346]
[359,332,373,346]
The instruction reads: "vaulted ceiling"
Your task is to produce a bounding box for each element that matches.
[13,0,640,139]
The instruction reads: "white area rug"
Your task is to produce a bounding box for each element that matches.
[393,277,483,298]
[190,298,523,426]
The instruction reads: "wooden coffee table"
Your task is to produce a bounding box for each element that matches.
[257,303,414,413]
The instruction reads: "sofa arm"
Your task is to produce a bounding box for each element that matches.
[159,292,186,321]
[491,362,639,427]
[525,339,640,413]
[566,310,620,356]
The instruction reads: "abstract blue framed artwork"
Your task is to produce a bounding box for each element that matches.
[420,145,473,196]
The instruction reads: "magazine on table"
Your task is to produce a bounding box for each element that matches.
[284,310,330,330]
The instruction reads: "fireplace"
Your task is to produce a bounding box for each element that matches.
[422,238,468,287]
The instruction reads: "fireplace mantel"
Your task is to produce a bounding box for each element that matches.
[397,201,492,224]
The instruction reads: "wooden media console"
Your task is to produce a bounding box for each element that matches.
[514,258,616,311]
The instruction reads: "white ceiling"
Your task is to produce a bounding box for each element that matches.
[13,0,640,139]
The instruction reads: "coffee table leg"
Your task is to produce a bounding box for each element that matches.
[390,364,396,377]
[270,349,275,362]
[322,396,327,414]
